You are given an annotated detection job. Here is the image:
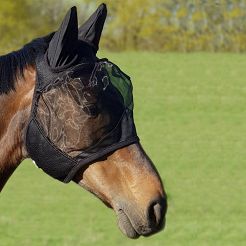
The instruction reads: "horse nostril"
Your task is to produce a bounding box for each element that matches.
[147,197,167,229]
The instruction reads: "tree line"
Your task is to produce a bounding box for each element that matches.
[1,0,246,53]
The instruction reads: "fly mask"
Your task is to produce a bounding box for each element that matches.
[25,5,139,183]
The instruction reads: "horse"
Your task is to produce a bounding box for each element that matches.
[0,4,167,239]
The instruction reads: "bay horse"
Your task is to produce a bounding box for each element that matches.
[0,4,167,238]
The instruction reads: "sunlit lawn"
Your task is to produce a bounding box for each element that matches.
[0,52,245,246]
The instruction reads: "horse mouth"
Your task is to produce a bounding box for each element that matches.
[116,209,140,239]
[116,206,166,239]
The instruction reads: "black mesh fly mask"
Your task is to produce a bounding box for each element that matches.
[25,57,139,183]
[25,5,139,183]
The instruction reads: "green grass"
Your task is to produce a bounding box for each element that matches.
[1,52,246,246]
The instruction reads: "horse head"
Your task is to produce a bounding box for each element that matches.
[0,4,167,239]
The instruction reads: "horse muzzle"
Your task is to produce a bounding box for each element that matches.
[115,196,167,239]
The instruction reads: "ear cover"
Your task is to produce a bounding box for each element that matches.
[78,3,107,53]
[47,6,78,68]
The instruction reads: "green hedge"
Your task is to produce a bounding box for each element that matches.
[1,0,246,53]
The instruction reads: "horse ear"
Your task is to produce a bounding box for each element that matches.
[78,3,107,53]
[47,7,78,68]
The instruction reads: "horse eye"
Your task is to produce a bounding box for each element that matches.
[83,105,98,117]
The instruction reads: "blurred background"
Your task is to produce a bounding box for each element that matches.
[1,0,246,53]
[0,1,245,246]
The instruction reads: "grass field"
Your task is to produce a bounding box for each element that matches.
[0,52,245,246]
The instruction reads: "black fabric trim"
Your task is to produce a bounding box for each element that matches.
[64,136,139,183]
[26,119,77,181]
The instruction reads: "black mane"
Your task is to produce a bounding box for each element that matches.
[0,34,53,94]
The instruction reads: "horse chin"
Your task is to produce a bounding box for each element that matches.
[116,210,140,239]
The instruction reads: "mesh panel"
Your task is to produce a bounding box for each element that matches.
[35,61,134,159]
[102,62,133,110]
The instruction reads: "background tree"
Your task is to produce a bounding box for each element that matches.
[1,0,246,53]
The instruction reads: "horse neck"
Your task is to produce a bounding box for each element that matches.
[0,67,35,191]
